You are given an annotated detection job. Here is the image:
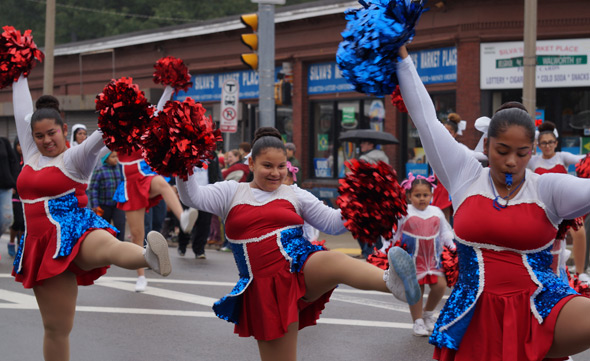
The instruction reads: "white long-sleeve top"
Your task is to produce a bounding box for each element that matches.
[13,75,105,181]
[397,56,590,224]
[176,176,347,236]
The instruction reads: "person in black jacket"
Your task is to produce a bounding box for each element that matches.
[0,136,19,256]
[8,137,24,257]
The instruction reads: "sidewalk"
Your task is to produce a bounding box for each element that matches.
[319,232,362,257]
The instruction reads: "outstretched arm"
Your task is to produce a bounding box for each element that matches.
[397,48,481,203]
[64,130,107,180]
[539,173,590,222]
[12,75,37,162]
[156,86,174,112]
[176,174,236,217]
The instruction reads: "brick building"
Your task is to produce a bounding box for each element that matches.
[0,0,589,198]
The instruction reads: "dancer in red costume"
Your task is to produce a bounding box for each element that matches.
[176,127,421,361]
[398,45,590,361]
[11,74,171,361]
[528,121,588,282]
[386,174,454,337]
[114,84,197,292]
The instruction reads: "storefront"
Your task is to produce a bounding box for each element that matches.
[480,38,590,172]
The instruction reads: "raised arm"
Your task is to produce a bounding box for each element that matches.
[12,75,37,162]
[397,49,481,202]
[156,86,174,112]
[539,173,590,222]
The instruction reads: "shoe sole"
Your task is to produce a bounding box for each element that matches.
[389,247,421,306]
[147,231,172,277]
[181,209,199,234]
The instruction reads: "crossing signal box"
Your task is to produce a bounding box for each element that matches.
[240,13,258,70]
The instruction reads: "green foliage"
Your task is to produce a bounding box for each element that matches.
[0,0,320,45]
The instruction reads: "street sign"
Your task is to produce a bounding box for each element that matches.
[220,79,239,133]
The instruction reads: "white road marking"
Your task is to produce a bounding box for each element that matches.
[0,274,423,329]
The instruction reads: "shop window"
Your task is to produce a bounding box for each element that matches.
[404,91,456,176]
[310,98,385,179]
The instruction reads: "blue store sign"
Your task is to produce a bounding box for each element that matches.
[176,67,282,102]
[408,47,457,84]
[308,62,355,95]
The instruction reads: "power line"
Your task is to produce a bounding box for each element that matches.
[24,0,196,23]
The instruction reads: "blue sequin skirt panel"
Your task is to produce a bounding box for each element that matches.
[213,226,324,325]
[14,192,117,273]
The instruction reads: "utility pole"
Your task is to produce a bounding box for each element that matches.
[43,0,56,95]
[253,0,284,128]
[522,0,537,119]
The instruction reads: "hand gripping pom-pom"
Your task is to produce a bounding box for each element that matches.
[153,56,192,94]
[141,98,222,181]
[95,77,154,154]
[336,159,407,245]
[0,26,44,88]
[391,85,408,113]
[441,245,458,288]
[336,0,426,95]
[576,154,590,179]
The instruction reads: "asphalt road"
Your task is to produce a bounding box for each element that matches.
[1,233,589,361]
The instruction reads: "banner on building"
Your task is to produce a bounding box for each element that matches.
[480,39,590,89]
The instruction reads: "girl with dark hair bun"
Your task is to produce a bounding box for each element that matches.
[397,45,590,360]
[11,74,172,361]
[527,120,588,285]
[176,126,420,361]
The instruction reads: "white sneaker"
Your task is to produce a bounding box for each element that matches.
[383,247,421,305]
[135,276,147,292]
[423,310,437,332]
[578,273,590,285]
[180,208,198,234]
[413,318,429,337]
[145,231,172,277]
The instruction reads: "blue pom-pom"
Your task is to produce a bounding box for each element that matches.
[336,0,426,95]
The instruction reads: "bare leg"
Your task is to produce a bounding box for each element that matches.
[126,208,146,277]
[546,296,590,357]
[74,229,147,271]
[33,272,77,361]
[409,286,425,321]
[303,251,388,302]
[257,322,299,361]
[571,225,587,274]
[149,175,183,221]
[424,277,447,312]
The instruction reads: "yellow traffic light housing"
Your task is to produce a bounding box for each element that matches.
[240,13,259,70]
[240,13,258,32]
[240,34,258,51]
[241,54,258,71]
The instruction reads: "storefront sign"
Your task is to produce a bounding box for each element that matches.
[308,62,355,95]
[480,39,590,89]
[313,158,332,177]
[176,67,282,102]
[408,47,457,84]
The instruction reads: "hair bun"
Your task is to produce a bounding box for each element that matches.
[495,101,528,114]
[252,127,282,146]
[35,95,60,111]
[537,120,556,133]
[447,113,461,124]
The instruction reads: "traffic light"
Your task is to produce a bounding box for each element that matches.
[240,13,258,70]
[274,80,292,106]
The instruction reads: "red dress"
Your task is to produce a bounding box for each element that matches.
[115,149,161,211]
[212,183,331,341]
[13,153,116,288]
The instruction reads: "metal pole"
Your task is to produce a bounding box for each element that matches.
[258,2,275,127]
[522,0,537,119]
[43,0,56,95]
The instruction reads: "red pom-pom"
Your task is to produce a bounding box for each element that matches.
[336,159,407,245]
[390,85,408,113]
[367,248,389,270]
[153,56,192,94]
[310,239,328,250]
[569,271,590,298]
[441,245,458,288]
[0,26,44,88]
[576,154,590,179]
[96,77,154,154]
[141,97,222,180]
[555,217,583,241]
